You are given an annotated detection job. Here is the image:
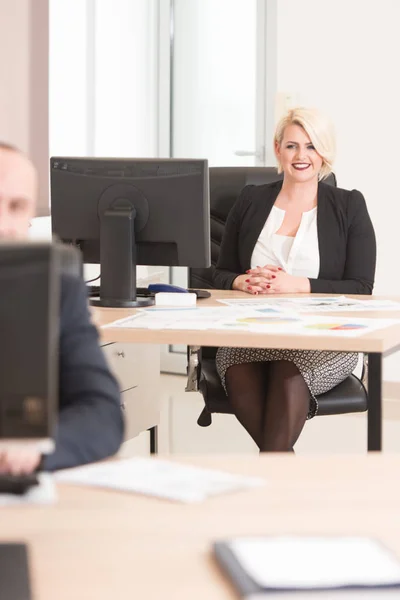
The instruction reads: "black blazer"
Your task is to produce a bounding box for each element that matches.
[213,180,376,295]
[43,274,124,471]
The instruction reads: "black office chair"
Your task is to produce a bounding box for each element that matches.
[186,167,368,429]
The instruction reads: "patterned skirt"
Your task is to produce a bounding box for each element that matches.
[216,347,359,419]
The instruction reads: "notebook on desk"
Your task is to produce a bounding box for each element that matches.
[213,536,400,599]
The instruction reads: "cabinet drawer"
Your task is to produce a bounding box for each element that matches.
[103,343,157,391]
[121,385,160,441]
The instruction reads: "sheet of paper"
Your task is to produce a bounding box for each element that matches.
[279,298,400,313]
[56,458,265,503]
[229,536,400,589]
[102,306,253,330]
[0,474,56,507]
[218,298,291,310]
[335,299,400,312]
[219,297,400,313]
[217,298,287,310]
[217,315,400,337]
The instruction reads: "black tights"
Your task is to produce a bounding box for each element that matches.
[225,360,310,452]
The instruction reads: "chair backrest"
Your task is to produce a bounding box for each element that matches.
[188,166,337,360]
[189,166,336,290]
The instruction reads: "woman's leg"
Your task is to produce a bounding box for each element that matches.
[260,360,310,452]
[225,361,269,448]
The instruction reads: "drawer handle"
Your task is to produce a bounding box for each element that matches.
[116,351,125,358]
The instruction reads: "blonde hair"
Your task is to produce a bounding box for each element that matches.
[274,107,336,180]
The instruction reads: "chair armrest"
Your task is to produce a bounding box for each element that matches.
[185,345,201,392]
[361,354,368,391]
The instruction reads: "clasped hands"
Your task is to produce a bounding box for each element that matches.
[233,265,310,294]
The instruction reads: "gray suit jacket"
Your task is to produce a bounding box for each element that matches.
[43,274,123,471]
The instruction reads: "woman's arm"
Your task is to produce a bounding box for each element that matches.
[309,190,376,295]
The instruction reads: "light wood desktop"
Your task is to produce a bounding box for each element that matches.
[93,290,400,452]
[2,454,400,600]
[94,290,400,353]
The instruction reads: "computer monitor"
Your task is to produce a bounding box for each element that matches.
[0,241,61,450]
[0,242,81,599]
[50,157,211,307]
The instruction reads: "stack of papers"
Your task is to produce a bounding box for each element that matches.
[56,457,265,503]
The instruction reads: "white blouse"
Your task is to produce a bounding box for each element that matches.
[250,205,320,278]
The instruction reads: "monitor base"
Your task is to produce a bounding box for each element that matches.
[90,296,154,308]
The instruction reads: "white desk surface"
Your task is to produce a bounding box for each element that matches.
[2,454,400,599]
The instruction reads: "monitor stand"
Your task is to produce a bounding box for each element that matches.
[0,543,32,599]
[91,203,154,308]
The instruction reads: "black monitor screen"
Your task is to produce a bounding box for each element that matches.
[50,157,211,307]
[0,242,59,443]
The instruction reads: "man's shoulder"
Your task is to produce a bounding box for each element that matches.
[60,273,90,329]
[61,272,86,303]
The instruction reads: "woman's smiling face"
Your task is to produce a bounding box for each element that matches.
[275,123,323,183]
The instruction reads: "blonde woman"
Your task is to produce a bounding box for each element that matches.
[213,107,376,452]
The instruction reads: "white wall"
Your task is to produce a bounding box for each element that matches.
[277,0,400,295]
[0,1,30,152]
[0,0,49,214]
[276,0,400,381]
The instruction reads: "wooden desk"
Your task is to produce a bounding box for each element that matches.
[2,454,400,599]
[93,290,400,452]
[94,290,400,353]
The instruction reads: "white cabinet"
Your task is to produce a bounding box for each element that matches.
[101,341,160,442]
[97,270,162,445]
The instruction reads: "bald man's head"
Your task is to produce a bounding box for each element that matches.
[0,144,37,239]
